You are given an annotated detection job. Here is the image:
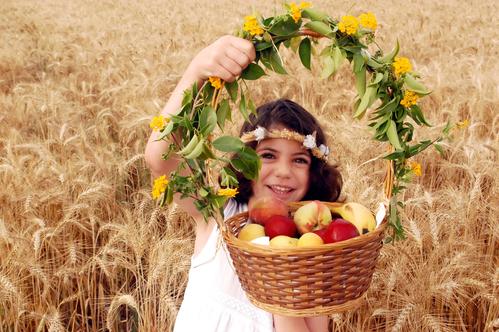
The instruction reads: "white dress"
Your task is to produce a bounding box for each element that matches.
[173,199,274,332]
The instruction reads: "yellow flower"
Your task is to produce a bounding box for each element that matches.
[289,2,311,23]
[217,187,238,198]
[208,76,222,90]
[243,15,264,36]
[392,57,412,77]
[152,175,169,199]
[400,90,419,108]
[359,12,377,30]
[409,161,422,177]
[338,15,359,36]
[149,115,169,132]
[456,119,469,129]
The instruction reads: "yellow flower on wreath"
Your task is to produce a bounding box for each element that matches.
[338,15,359,36]
[208,76,222,90]
[217,187,238,198]
[289,2,312,23]
[152,175,169,199]
[243,15,264,36]
[359,12,377,30]
[400,90,419,108]
[408,161,422,177]
[393,57,412,77]
[150,115,169,132]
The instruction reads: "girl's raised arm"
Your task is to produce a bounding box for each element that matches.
[144,35,255,219]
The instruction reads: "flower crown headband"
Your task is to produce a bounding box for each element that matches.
[240,126,330,161]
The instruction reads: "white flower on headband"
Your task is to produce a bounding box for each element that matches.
[253,126,267,141]
[319,144,330,157]
[303,134,316,149]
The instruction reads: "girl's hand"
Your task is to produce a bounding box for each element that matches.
[185,35,256,83]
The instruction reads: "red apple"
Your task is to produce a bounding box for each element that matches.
[264,215,297,239]
[249,196,289,226]
[322,218,360,244]
[312,228,328,242]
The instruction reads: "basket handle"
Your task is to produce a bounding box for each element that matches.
[209,28,395,232]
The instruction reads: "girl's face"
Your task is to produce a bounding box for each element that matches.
[250,127,311,204]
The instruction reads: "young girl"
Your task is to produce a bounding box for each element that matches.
[145,35,342,332]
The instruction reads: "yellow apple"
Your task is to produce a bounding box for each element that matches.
[297,232,324,247]
[238,223,265,242]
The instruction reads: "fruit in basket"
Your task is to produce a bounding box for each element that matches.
[293,201,332,234]
[264,215,297,239]
[297,232,324,247]
[329,202,376,234]
[248,196,289,225]
[313,228,328,242]
[238,223,265,242]
[269,235,298,248]
[322,219,359,243]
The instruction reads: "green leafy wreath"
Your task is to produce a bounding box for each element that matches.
[150,2,450,241]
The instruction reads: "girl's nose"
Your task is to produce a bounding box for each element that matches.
[274,159,292,178]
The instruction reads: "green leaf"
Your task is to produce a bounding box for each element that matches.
[304,21,333,37]
[332,46,344,70]
[369,72,384,87]
[386,120,403,150]
[354,86,377,119]
[156,121,174,141]
[320,54,335,79]
[260,48,287,74]
[241,63,266,80]
[433,143,444,156]
[248,97,256,115]
[166,184,173,205]
[254,41,273,51]
[225,81,238,102]
[354,68,366,97]
[231,147,261,180]
[380,40,400,63]
[268,17,300,36]
[353,52,365,73]
[183,138,205,159]
[301,8,328,21]
[213,136,245,152]
[199,106,217,135]
[216,99,231,129]
[298,38,312,70]
[404,73,431,95]
[239,93,249,122]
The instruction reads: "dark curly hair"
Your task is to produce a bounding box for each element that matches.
[232,99,343,204]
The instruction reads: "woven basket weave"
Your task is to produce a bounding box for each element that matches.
[221,201,387,317]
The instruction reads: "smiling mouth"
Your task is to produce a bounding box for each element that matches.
[267,185,294,195]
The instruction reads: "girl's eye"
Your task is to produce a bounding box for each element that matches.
[260,153,275,159]
[294,158,310,164]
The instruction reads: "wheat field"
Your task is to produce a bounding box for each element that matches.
[0,0,497,331]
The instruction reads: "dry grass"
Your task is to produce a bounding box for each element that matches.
[0,0,497,331]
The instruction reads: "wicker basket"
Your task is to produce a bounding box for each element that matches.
[221,201,388,317]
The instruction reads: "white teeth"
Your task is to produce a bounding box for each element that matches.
[269,185,292,193]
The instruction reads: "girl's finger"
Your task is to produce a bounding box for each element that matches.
[217,55,244,77]
[212,65,235,83]
[230,38,256,62]
[225,45,252,68]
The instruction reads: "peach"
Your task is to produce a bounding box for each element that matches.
[248,196,289,226]
[293,201,332,234]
